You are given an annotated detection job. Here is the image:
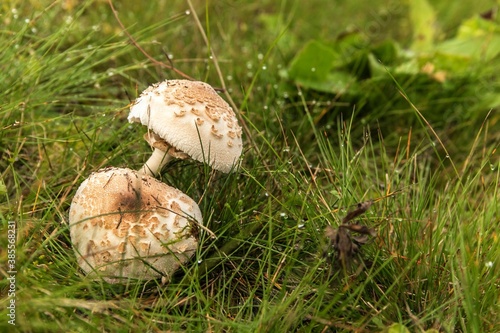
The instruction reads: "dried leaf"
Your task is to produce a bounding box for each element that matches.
[324,200,377,269]
[340,223,376,237]
[341,200,373,224]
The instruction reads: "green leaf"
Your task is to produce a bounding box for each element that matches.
[294,71,359,94]
[436,17,500,61]
[368,53,388,78]
[386,323,411,333]
[409,0,437,52]
[371,39,399,64]
[288,40,338,83]
[288,40,359,93]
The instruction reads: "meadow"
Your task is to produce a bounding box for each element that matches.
[0,0,499,332]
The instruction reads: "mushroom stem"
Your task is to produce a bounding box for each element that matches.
[139,148,172,176]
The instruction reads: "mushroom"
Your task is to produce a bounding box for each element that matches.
[68,167,202,283]
[128,79,243,176]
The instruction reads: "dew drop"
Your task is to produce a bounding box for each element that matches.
[185,10,191,15]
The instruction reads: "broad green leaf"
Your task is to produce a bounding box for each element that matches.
[368,53,389,78]
[386,323,411,333]
[409,0,437,52]
[294,70,359,94]
[288,40,338,83]
[436,17,500,61]
[371,39,399,65]
[395,56,420,75]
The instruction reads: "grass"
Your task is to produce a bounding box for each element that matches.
[1,0,499,332]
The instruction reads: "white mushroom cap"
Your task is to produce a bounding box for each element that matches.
[128,79,243,174]
[68,167,202,283]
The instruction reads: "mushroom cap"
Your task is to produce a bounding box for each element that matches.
[68,167,202,283]
[128,79,243,173]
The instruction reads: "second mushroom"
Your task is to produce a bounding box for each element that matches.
[68,167,202,283]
